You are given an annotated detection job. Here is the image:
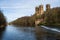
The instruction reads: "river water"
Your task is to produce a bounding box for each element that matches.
[0,25,36,40]
[0,25,60,40]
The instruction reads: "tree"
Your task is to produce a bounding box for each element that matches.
[0,10,7,26]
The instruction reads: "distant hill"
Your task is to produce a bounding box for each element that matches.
[9,16,35,27]
[9,7,60,27]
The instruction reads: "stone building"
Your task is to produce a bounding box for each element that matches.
[35,4,50,26]
[39,5,44,15]
[46,4,50,11]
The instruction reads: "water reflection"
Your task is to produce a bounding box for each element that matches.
[35,26,47,40]
[35,26,60,40]
[0,25,36,40]
[0,25,60,40]
[0,27,6,40]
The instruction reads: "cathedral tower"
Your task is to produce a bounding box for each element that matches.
[46,4,50,11]
[35,7,39,16]
[39,5,44,15]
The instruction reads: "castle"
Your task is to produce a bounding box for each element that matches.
[35,4,50,26]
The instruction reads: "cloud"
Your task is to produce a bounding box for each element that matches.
[0,0,60,22]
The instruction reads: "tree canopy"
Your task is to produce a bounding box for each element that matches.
[0,10,7,26]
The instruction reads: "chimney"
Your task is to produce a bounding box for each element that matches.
[46,4,50,11]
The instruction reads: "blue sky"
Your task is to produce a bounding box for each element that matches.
[0,0,60,22]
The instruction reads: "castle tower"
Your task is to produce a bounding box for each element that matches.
[39,5,44,15]
[46,4,50,11]
[35,7,39,16]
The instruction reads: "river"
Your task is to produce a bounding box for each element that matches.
[0,25,36,40]
[0,25,60,40]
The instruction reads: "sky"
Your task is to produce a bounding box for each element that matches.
[0,0,60,22]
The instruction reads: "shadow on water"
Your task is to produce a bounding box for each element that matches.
[35,26,60,40]
[35,26,47,40]
[0,26,6,40]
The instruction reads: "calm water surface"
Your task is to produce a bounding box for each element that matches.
[0,25,36,40]
[0,25,60,40]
